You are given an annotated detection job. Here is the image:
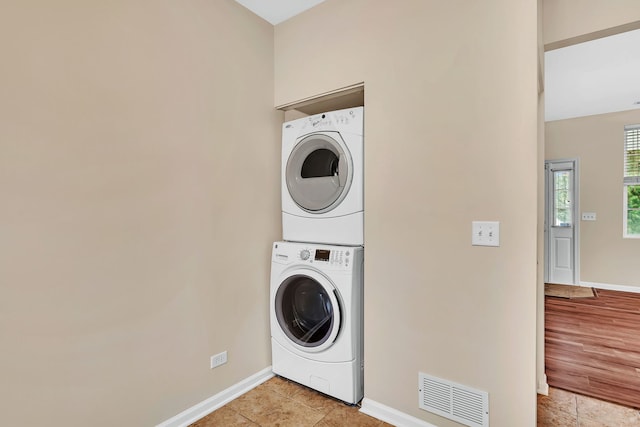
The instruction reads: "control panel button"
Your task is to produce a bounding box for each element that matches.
[300,249,310,260]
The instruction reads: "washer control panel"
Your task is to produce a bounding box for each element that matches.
[297,247,351,268]
[273,242,361,271]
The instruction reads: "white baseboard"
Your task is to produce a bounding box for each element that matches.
[360,398,437,427]
[156,366,274,427]
[537,374,549,396]
[580,281,640,294]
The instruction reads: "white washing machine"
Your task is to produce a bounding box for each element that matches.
[281,107,364,246]
[270,241,364,404]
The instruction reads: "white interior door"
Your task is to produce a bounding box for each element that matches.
[545,160,579,284]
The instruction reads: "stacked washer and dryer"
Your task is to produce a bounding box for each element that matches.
[270,107,365,404]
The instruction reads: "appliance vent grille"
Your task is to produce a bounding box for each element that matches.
[419,372,489,427]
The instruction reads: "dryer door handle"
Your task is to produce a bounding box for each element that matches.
[337,155,347,187]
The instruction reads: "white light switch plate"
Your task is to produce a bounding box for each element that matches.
[472,221,500,247]
[581,212,596,221]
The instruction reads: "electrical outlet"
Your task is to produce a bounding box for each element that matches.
[472,221,500,247]
[210,351,227,369]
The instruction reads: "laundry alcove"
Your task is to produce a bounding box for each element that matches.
[276,83,364,121]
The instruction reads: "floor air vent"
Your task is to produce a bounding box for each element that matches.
[418,372,489,427]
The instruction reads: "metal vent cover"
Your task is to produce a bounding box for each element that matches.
[419,372,489,427]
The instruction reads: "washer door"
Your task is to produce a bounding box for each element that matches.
[274,271,341,353]
[285,133,353,213]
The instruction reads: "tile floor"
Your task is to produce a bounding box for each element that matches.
[537,387,640,426]
[190,376,640,426]
[189,376,393,427]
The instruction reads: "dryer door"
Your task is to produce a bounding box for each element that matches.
[285,133,353,213]
[274,270,341,353]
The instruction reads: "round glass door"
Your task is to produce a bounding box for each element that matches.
[286,133,353,213]
[274,273,341,351]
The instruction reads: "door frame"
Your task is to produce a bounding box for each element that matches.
[544,158,580,285]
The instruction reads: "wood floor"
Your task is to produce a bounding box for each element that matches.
[545,288,640,409]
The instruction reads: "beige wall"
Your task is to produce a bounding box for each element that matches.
[0,1,282,425]
[276,1,538,425]
[543,0,640,46]
[546,110,640,288]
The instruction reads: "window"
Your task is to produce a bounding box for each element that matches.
[624,125,640,237]
[554,170,572,227]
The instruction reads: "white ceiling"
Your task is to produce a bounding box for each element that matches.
[233,0,326,25]
[545,29,640,122]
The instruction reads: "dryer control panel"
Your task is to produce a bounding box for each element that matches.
[282,106,363,137]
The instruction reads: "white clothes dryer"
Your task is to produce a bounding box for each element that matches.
[281,107,364,246]
[270,241,364,404]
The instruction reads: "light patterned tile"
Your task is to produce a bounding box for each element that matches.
[538,387,578,418]
[225,384,291,422]
[315,405,384,427]
[288,385,344,414]
[251,397,325,427]
[261,376,307,398]
[537,406,578,427]
[576,394,640,427]
[189,406,258,427]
